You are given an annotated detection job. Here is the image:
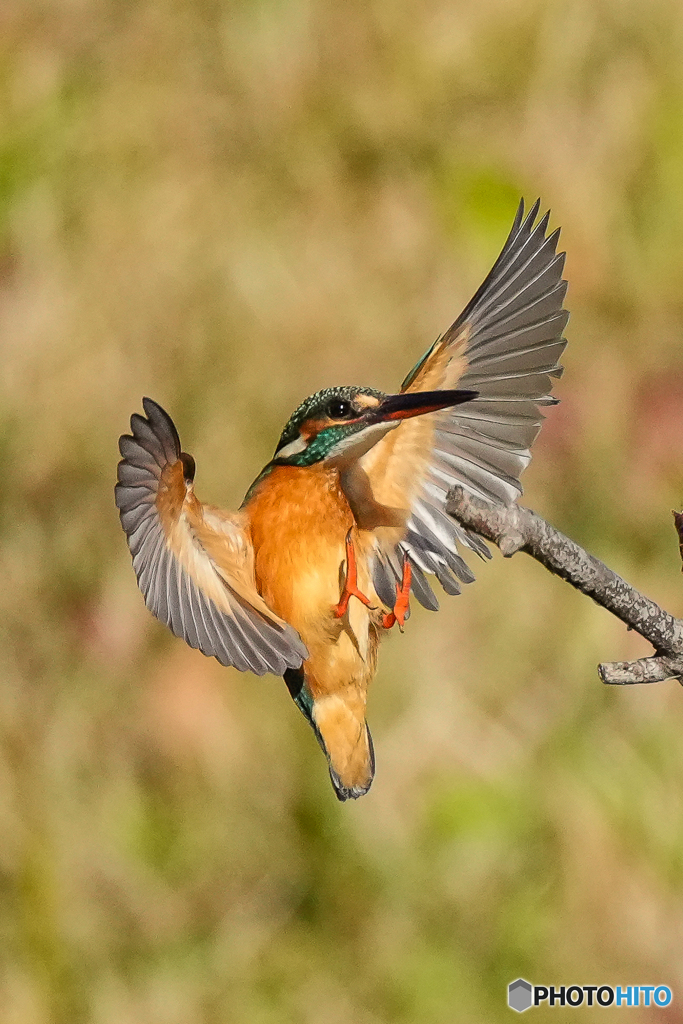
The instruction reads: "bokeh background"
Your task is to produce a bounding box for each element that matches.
[3,0,683,1021]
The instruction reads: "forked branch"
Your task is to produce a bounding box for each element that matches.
[446,486,683,686]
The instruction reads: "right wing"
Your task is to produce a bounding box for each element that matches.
[115,398,308,676]
[361,199,568,610]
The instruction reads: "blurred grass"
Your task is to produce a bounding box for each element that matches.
[3,0,683,1021]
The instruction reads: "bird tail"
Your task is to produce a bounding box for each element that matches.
[284,669,375,800]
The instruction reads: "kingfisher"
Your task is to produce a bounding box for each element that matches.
[116,200,568,800]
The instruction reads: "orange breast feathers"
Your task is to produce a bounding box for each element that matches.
[246,463,358,632]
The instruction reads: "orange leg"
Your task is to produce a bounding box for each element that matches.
[333,530,373,618]
[382,557,412,631]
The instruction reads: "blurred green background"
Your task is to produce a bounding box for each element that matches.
[3,0,683,1021]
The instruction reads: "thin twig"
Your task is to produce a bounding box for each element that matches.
[673,510,683,573]
[446,486,683,686]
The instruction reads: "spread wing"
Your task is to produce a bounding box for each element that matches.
[362,199,568,610]
[115,398,308,675]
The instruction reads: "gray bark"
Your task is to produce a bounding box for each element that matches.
[446,486,683,686]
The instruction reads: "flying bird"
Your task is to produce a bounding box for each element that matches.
[116,200,568,800]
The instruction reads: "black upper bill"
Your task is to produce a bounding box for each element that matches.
[371,389,478,423]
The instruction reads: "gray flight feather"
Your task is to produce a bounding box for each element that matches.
[376,199,568,609]
[116,399,307,675]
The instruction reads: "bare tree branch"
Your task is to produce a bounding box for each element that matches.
[446,486,683,686]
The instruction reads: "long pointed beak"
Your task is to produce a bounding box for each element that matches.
[325,388,479,467]
[369,388,478,423]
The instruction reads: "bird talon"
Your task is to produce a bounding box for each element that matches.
[333,587,373,618]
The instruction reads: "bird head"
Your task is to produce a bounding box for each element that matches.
[272,385,478,467]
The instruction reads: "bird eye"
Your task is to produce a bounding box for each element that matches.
[326,399,352,419]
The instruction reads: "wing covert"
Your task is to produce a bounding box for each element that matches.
[116,398,308,676]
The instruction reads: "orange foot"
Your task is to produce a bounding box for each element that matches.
[382,557,412,631]
[333,530,374,618]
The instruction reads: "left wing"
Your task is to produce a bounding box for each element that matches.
[360,199,568,610]
[116,398,308,675]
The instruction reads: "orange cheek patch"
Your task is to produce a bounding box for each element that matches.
[301,416,362,438]
[300,419,327,440]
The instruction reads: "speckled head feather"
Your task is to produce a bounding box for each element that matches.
[275,387,384,449]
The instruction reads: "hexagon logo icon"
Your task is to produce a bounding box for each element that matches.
[508,978,533,1012]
